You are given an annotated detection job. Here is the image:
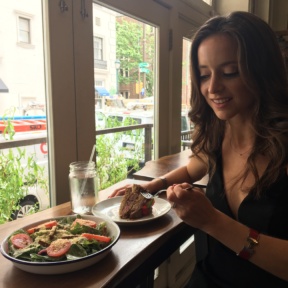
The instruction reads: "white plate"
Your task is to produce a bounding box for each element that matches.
[0,214,120,275]
[92,196,171,225]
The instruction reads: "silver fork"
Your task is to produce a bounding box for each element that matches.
[140,189,166,199]
[141,183,207,199]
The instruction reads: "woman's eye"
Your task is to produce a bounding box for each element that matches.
[223,71,239,78]
[199,74,210,80]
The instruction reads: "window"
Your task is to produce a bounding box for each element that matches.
[18,17,31,44]
[47,0,208,207]
[95,80,104,86]
[120,68,129,77]
[95,16,101,26]
[0,2,49,222]
[122,91,130,99]
[94,36,103,60]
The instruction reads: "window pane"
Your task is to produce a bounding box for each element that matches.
[19,17,30,43]
[182,38,192,111]
[94,36,103,60]
[19,17,29,30]
[181,37,193,150]
[0,1,51,223]
[93,2,157,189]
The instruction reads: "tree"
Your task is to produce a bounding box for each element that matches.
[116,19,155,96]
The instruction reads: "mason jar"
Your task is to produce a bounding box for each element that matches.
[69,161,97,214]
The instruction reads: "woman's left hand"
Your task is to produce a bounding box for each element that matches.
[166,183,217,231]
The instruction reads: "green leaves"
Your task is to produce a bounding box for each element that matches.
[116,20,155,95]
[96,117,143,190]
[0,147,48,224]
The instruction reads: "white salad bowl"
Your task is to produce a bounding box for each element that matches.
[0,214,120,275]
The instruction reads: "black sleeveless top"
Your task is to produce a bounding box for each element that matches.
[193,152,288,288]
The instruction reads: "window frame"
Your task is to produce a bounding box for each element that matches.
[15,10,34,48]
[46,0,211,205]
[94,36,103,60]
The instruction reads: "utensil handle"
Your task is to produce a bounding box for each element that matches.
[192,183,207,189]
[185,183,207,190]
[154,189,166,197]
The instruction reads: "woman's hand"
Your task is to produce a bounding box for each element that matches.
[108,184,132,198]
[108,180,162,198]
[166,183,217,231]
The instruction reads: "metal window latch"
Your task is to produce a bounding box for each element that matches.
[59,0,68,13]
[80,0,88,19]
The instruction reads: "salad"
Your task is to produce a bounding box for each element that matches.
[7,215,113,262]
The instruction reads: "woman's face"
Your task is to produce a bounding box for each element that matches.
[198,34,255,121]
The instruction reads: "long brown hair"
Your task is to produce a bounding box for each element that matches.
[189,11,288,196]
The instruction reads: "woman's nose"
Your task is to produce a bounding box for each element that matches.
[208,75,223,94]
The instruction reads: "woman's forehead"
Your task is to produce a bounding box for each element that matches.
[198,34,238,66]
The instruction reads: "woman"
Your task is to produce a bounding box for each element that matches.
[111,11,288,287]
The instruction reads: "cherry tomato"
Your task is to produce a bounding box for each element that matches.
[71,218,97,228]
[46,239,72,257]
[27,220,57,234]
[10,233,33,249]
[81,233,111,243]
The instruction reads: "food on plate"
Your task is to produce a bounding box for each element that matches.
[119,184,155,219]
[10,233,33,249]
[7,215,112,262]
[27,220,57,234]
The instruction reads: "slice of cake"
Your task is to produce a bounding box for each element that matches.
[119,184,155,219]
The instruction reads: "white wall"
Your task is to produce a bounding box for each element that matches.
[0,0,45,116]
[214,0,250,15]
[93,3,117,93]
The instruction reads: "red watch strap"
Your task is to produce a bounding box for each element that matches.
[237,229,260,260]
[238,246,254,259]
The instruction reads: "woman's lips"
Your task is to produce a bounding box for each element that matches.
[210,98,232,108]
[211,98,231,104]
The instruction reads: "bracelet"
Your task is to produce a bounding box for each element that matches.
[157,176,168,189]
[237,228,260,260]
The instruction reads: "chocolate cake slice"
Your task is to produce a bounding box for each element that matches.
[119,184,155,219]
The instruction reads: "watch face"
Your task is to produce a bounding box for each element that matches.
[158,177,167,189]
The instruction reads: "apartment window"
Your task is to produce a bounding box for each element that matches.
[95,17,101,26]
[122,91,130,99]
[120,68,129,77]
[94,37,103,60]
[18,17,31,44]
[95,80,104,86]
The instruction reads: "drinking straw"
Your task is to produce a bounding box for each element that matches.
[80,144,96,195]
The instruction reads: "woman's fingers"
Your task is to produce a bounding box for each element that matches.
[169,183,194,201]
[108,184,131,198]
[167,183,206,212]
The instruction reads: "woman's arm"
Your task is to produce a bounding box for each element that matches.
[109,154,208,197]
[167,184,288,281]
[210,210,288,281]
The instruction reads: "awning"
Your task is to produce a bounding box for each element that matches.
[95,86,110,96]
[0,78,9,93]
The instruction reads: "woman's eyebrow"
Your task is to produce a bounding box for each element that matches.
[198,61,238,69]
